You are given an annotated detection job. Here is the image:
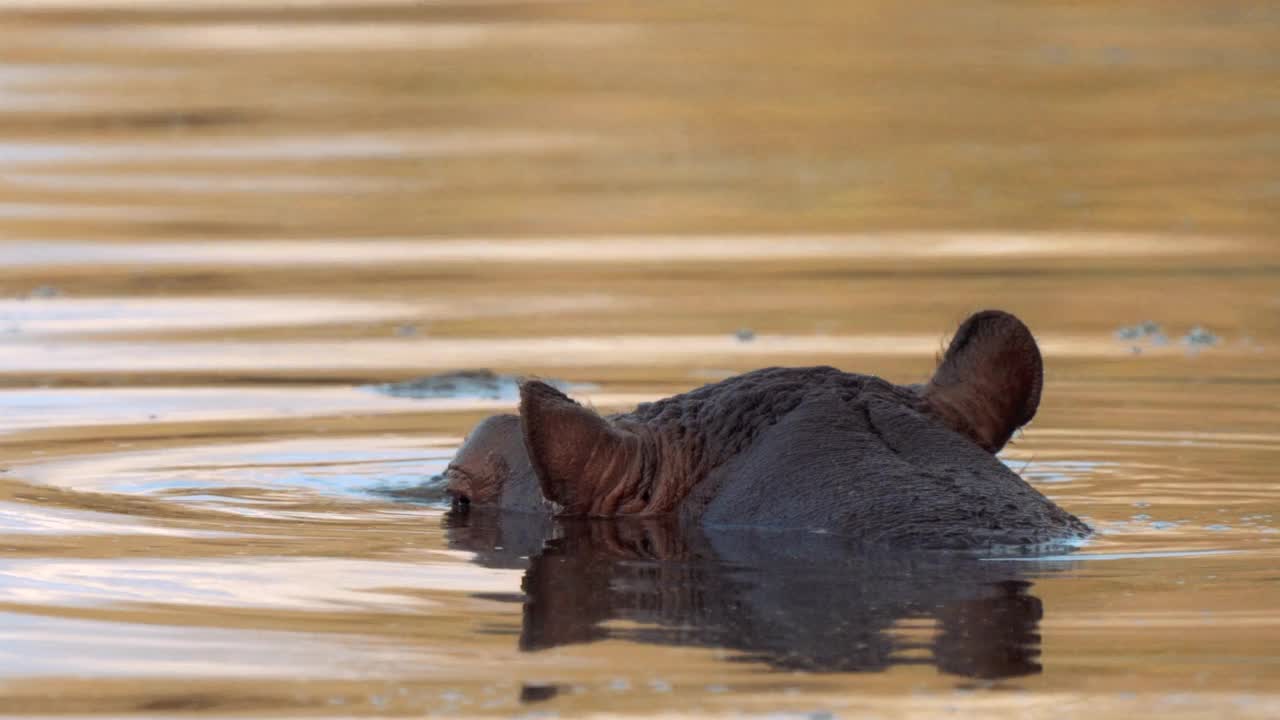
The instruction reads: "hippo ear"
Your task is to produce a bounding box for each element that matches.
[923,310,1043,453]
[519,380,631,515]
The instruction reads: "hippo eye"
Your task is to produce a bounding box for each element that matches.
[443,465,478,509]
[447,490,471,511]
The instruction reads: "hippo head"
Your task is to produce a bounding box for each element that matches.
[443,413,552,513]
[443,310,1064,545]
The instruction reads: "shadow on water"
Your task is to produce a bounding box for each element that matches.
[445,509,1067,680]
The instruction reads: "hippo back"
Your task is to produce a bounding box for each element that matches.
[691,382,1088,550]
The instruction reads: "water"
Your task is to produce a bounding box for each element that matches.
[1,1,1278,717]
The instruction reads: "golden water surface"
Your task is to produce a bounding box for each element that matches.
[0,1,1278,717]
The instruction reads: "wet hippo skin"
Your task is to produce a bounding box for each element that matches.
[444,310,1090,550]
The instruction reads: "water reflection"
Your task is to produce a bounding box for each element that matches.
[447,510,1059,679]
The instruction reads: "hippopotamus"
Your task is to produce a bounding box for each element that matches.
[443,310,1089,549]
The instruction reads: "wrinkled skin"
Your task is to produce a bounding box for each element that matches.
[444,310,1090,550]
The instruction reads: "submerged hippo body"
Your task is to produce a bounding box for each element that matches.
[444,310,1090,550]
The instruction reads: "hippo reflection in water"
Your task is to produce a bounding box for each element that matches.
[444,310,1089,550]
[446,512,1058,678]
